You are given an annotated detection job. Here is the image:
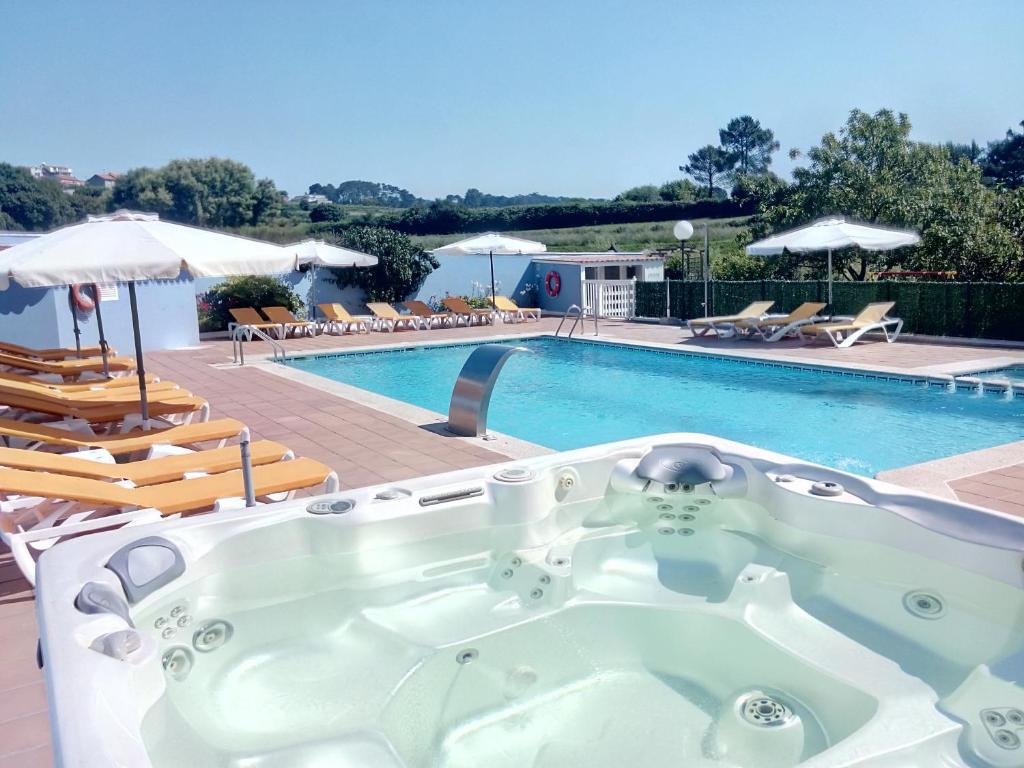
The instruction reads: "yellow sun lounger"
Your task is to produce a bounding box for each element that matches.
[403,300,454,329]
[0,457,339,584]
[732,302,828,342]
[317,303,371,334]
[0,440,291,486]
[685,301,775,337]
[0,384,207,424]
[367,302,421,332]
[0,370,159,391]
[0,416,246,455]
[798,302,903,348]
[0,341,116,361]
[262,306,318,337]
[0,375,179,402]
[441,297,494,326]
[492,296,541,322]
[0,351,136,379]
[229,307,285,340]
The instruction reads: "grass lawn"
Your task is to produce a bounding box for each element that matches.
[410,216,751,255]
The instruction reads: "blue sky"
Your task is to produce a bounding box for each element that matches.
[2,0,1022,199]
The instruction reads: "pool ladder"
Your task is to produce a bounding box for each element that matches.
[231,324,287,364]
[555,304,599,338]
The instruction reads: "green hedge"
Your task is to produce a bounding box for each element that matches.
[634,280,1024,341]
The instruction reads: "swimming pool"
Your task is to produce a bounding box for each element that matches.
[285,337,1024,475]
[970,364,1024,387]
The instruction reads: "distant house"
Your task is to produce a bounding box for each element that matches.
[27,163,84,194]
[87,172,121,189]
[295,193,330,206]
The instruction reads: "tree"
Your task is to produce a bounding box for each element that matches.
[202,276,304,331]
[110,158,281,227]
[681,145,735,199]
[719,116,779,175]
[658,179,697,202]
[943,140,983,166]
[615,184,661,203]
[0,163,77,231]
[749,108,1024,281]
[982,120,1024,188]
[332,226,439,303]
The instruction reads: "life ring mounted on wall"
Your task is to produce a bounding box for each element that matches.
[71,284,99,312]
[544,270,561,298]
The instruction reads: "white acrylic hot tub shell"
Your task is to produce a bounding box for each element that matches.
[34,433,1024,768]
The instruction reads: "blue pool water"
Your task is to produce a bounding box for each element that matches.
[973,364,1024,386]
[286,337,1024,475]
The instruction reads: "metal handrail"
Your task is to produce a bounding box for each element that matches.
[231,324,287,364]
[555,304,598,338]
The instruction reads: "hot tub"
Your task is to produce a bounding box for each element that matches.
[36,434,1024,767]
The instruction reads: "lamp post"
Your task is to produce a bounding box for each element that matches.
[671,220,694,319]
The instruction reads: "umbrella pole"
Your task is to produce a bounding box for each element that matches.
[90,285,110,378]
[67,290,83,358]
[127,282,150,425]
[489,250,496,313]
[240,436,256,507]
[703,224,710,317]
[827,249,833,309]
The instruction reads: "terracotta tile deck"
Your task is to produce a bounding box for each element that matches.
[1,317,1022,764]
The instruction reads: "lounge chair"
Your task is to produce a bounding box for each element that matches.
[317,303,371,334]
[0,440,291,486]
[0,457,339,584]
[732,302,828,342]
[262,306,318,337]
[442,297,495,326]
[0,380,208,424]
[228,307,284,340]
[798,302,903,348]
[0,369,159,391]
[403,300,454,329]
[685,301,775,338]
[367,302,421,332]
[492,296,541,322]
[0,351,136,379]
[0,415,246,455]
[0,341,116,361]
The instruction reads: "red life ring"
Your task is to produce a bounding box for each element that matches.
[545,270,561,297]
[71,284,98,312]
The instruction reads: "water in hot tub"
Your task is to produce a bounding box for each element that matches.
[139,493,1024,767]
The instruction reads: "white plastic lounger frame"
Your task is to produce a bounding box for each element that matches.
[745,314,828,343]
[1,466,340,585]
[800,316,904,348]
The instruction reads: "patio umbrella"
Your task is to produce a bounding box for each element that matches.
[0,210,295,504]
[285,239,377,318]
[431,232,546,309]
[745,216,920,305]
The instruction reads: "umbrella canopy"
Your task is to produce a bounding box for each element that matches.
[0,210,295,507]
[286,239,378,268]
[0,210,294,289]
[745,216,920,304]
[431,232,546,256]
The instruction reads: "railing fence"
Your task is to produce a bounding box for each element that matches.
[582,279,636,319]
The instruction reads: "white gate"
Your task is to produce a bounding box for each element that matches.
[582,279,636,319]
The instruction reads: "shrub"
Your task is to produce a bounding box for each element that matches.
[330,226,439,303]
[200,276,304,332]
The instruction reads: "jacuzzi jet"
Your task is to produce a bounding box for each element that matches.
[903,590,946,619]
[162,647,193,681]
[994,729,1021,750]
[657,527,674,535]
[455,648,478,664]
[192,620,233,653]
[680,513,696,521]
[741,694,795,727]
[1008,709,1024,726]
